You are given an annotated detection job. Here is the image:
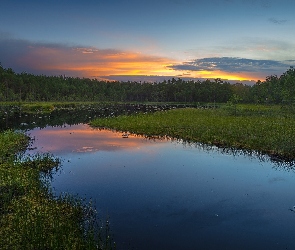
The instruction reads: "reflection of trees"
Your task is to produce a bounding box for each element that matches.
[271,161,295,172]
[179,140,295,171]
[94,126,295,170]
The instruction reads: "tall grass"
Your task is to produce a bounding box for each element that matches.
[0,130,115,249]
[90,105,295,161]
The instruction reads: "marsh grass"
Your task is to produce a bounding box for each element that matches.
[0,131,115,249]
[90,105,295,161]
[0,101,102,114]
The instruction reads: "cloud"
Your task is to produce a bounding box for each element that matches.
[1,35,292,82]
[268,17,288,25]
[0,36,175,78]
[168,57,295,74]
[242,0,271,8]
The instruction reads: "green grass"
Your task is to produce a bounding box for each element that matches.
[0,130,115,249]
[90,105,295,161]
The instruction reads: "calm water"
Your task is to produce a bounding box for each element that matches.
[27,124,295,250]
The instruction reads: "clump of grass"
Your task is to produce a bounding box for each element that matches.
[0,130,29,163]
[90,106,295,161]
[21,103,55,113]
[0,130,115,249]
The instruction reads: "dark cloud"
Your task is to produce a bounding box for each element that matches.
[268,17,288,25]
[168,57,294,74]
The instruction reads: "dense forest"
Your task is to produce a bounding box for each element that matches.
[0,63,294,104]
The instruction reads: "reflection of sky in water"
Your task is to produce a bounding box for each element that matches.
[28,123,165,154]
[28,124,295,250]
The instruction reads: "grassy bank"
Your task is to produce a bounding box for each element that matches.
[90,105,295,161]
[0,130,114,249]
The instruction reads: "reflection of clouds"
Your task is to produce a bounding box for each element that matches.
[76,146,94,153]
[29,124,165,154]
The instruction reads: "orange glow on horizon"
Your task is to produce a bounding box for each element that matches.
[187,70,260,81]
[21,45,262,81]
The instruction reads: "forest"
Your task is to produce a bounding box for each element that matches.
[0,63,294,104]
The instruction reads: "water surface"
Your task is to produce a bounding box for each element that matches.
[28,124,295,250]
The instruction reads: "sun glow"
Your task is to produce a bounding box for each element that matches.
[186,70,260,81]
[18,45,261,81]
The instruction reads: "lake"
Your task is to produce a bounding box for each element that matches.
[27,123,295,250]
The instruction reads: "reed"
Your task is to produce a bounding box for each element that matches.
[90,105,295,161]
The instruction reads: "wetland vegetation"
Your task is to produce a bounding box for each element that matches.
[0,130,115,249]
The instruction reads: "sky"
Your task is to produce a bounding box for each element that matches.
[1,0,295,83]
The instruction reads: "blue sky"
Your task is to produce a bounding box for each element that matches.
[1,0,294,82]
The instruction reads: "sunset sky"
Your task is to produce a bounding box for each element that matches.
[1,0,294,83]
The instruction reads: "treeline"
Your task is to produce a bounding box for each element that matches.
[0,64,294,104]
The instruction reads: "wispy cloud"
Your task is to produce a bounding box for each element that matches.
[242,0,272,8]
[168,57,294,74]
[268,17,288,25]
